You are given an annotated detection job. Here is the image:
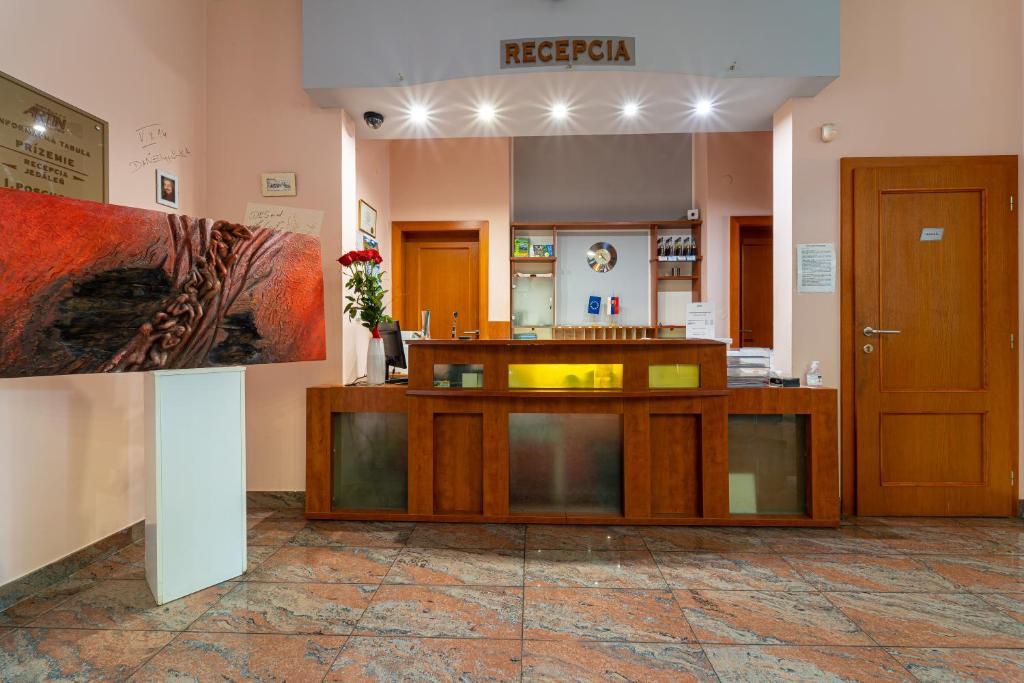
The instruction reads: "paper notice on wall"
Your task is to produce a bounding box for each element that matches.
[244,202,324,235]
[796,243,836,293]
[685,302,716,339]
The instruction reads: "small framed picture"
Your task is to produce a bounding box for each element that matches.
[361,234,379,251]
[156,169,178,208]
[260,172,296,197]
[358,199,377,237]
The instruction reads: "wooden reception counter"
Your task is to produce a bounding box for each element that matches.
[306,339,838,527]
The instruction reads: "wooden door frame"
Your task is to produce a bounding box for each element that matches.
[840,155,1019,516]
[729,215,773,348]
[391,220,490,337]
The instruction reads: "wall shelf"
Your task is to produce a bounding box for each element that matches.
[510,220,702,338]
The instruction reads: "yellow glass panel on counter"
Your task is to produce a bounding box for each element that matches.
[648,364,700,389]
[508,363,623,390]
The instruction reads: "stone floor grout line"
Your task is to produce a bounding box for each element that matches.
[123,628,188,681]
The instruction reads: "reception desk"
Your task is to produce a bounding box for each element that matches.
[306,339,838,526]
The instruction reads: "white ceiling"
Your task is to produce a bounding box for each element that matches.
[308,70,833,140]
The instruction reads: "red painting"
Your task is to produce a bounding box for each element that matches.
[0,189,326,378]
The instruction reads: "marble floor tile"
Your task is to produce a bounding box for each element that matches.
[526,525,646,551]
[246,510,274,529]
[247,545,399,583]
[886,647,1024,682]
[654,552,812,591]
[131,632,345,682]
[876,526,1004,555]
[0,579,96,627]
[640,526,770,552]
[956,517,1024,528]
[919,555,1024,592]
[0,627,173,682]
[524,587,694,643]
[246,518,307,546]
[783,554,958,593]
[863,517,967,528]
[406,523,526,549]
[235,545,280,580]
[291,520,415,548]
[526,549,666,589]
[826,591,1024,647]
[704,645,913,682]
[754,527,899,555]
[979,592,1024,623]
[522,640,717,682]
[979,527,1024,554]
[72,542,146,580]
[354,585,523,638]
[327,636,522,682]
[30,579,232,632]
[189,582,375,635]
[385,548,524,586]
[675,590,872,646]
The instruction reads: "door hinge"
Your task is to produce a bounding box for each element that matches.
[1012,470,1015,487]
[1012,195,1016,212]
[1012,333,1016,350]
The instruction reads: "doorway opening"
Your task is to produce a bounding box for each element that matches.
[391,221,490,340]
[729,215,773,348]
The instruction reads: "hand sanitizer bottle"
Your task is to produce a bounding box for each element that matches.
[806,361,823,387]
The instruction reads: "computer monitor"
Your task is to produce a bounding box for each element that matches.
[378,321,406,383]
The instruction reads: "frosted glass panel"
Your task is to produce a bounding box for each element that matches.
[433,364,484,388]
[649,364,700,389]
[509,413,623,515]
[332,412,408,510]
[728,414,807,515]
[512,275,554,328]
[508,363,623,390]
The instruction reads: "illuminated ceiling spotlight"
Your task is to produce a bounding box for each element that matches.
[621,101,640,118]
[549,102,570,121]
[408,103,430,124]
[694,99,714,116]
[476,102,497,123]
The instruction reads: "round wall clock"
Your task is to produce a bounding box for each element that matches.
[586,242,617,273]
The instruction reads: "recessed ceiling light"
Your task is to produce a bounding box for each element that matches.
[32,123,46,133]
[622,101,640,118]
[695,99,713,116]
[408,104,430,124]
[550,102,570,120]
[476,103,497,123]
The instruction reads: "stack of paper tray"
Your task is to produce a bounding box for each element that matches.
[727,347,771,387]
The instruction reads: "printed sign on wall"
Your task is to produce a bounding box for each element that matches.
[796,243,836,293]
[501,36,635,68]
[0,70,107,201]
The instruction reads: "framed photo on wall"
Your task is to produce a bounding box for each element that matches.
[156,169,179,208]
[260,172,296,197]
[359,199,377,237]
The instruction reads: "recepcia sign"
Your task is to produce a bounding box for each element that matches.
[0,70,108,202]
[501,36,636,69]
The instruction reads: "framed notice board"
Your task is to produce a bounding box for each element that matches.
[0,70,108,202]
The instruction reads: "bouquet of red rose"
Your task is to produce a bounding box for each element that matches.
[338,249,391,338]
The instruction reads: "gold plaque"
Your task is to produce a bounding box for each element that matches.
[0,70,108,202]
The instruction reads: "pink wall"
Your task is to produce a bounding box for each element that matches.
[778,0,1022,495]
[0,0,208,586]
[206,0,344,490]
[389,138,512,321]
[693,132,774,337]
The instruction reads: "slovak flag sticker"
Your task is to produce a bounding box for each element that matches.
[587,295,602,315]
[608,296,620,315]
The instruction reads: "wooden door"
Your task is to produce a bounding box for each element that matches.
[739,228,773,347]
[849,157,1017,516]
[403,234,479,339]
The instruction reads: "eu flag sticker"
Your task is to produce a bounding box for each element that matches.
[587,295,602,315]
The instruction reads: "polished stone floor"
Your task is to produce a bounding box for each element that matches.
[1,512,1023,681]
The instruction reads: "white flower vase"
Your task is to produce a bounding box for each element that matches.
[366,336,386,385]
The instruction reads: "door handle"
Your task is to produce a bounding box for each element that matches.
[863,326,901,337]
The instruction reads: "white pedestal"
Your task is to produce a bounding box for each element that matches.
[145,367,246,605]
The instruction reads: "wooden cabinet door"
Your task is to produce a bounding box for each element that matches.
[852,158,1017,516]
